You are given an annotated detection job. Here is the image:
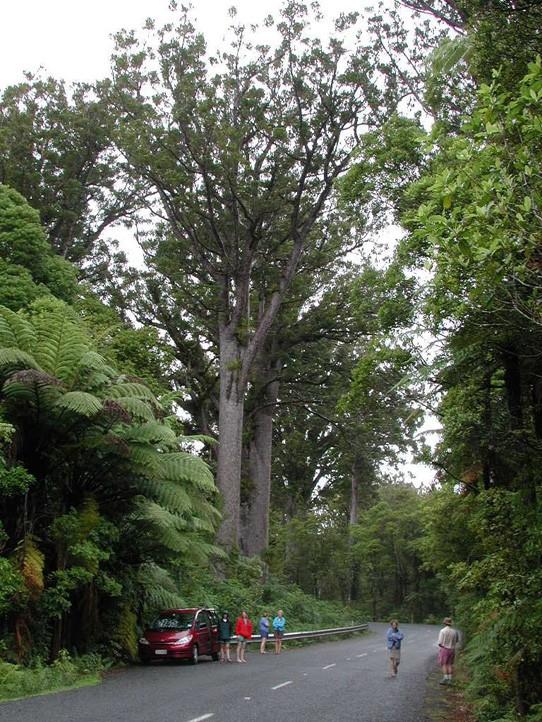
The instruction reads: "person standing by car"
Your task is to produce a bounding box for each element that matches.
[218,611,233,662]
[259,612,270,654]
[438,617,460,685]
[386,619,404,678]
[235,610,253,663]
[272,609,286,655]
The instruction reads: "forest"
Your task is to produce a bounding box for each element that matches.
[0,0,541,719]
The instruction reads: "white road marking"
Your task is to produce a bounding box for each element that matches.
[186,715,214,722]
[244,697,251,701]
[272,681,293,690]
[346,657,351,661]
[303,673,308,676]
[322,663,336,670]
[357,653,368,658]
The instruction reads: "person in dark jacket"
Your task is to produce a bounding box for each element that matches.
[218,611,233,662]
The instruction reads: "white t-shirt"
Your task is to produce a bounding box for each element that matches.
[438,626,459,649]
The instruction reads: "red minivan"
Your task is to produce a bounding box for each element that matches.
[138,608,220,665]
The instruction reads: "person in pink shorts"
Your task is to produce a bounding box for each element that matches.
[438,617,460,684]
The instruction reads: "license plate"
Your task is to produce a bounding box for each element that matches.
[154,649,167,655]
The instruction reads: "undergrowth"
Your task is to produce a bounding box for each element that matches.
[0,650,107,702]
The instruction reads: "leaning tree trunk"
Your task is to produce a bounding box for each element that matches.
[216,330,245,548]
[240,370,280,557]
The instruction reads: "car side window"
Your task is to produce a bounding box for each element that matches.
[196,613,209,630]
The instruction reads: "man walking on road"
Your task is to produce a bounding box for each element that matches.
[438,617,460,685]
[386,620,404,678]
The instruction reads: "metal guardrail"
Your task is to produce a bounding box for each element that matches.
[231,622,368,644]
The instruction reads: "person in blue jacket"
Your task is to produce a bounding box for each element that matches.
[259,612,270,654]
[386,619,404,677]
[272,609,286,655]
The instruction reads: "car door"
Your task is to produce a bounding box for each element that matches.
[195,611,211,654]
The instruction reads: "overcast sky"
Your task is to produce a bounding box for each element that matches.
[0,0,438,487]
[0,0,369,89]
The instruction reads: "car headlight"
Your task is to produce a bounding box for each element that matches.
[139,638,150,645]
[173,634,192,645]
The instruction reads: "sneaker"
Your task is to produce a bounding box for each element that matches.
[439,678,448,685]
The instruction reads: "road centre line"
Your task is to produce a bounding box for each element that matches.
[272,680,293,690]
[322,663,336,670]
[357,653,368,658]
[186,715,214,722]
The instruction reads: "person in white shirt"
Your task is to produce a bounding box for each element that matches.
[438,617,460,685]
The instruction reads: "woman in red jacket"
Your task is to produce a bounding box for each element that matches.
[235,610,253,663]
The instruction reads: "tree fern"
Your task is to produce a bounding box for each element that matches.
[159,452,216,492]
[14,536,45,599]
[3,370,62,407]
[114,397,157,422]
[31,301,90,384]
[0,348,40,373]
[136,563,185,616]
[0,306,36,353]
[108,382,160,404]
[78,497,101,537]
[120,422,177,448]
[132,501,191,553]
[137,478,194,515]
[55,391,103,417]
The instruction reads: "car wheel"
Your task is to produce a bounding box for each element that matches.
[212,652,219,661]
[190,645,199,665]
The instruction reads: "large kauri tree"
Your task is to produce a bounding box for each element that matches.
[108,3,396,548]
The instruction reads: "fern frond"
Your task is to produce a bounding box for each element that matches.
[0,348,40,374]
[188,516,216,534]
[32,305,89,384]
[3,370,62,406]
[136,562,178,592]
[138,477,193,515]
[160,452,215,493]
[78,351,116,376]
[178,434,218,447]
[120,422,177,448]
[134,501,189,552]
[114,397,156,422]
[0,307,36,353]
[78,497,100,536]
[197,499,222,523]
[108,383,159,404]
[55,391,102,417]
[129,446,162,475]
[14,536,44,599]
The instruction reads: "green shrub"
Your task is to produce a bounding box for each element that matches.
[0,650,107,701]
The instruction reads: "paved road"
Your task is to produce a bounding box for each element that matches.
[1,623,439,722]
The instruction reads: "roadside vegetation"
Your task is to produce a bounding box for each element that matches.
[1,1,541,718]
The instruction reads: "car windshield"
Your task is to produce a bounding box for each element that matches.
[149,613,194,631]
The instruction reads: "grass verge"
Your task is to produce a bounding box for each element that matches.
[0,651,106,703]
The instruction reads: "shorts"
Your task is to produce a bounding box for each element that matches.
[389,649,401,661]
[274,629,284,638]
[438,647,455,666]
[219,637,230,643]
[260,631,269,638]
[237,635,248,643]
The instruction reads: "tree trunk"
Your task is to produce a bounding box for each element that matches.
[216,331,245,549]
[348,457,362,601]
[240,370,280,556]
[350,458,362,526]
